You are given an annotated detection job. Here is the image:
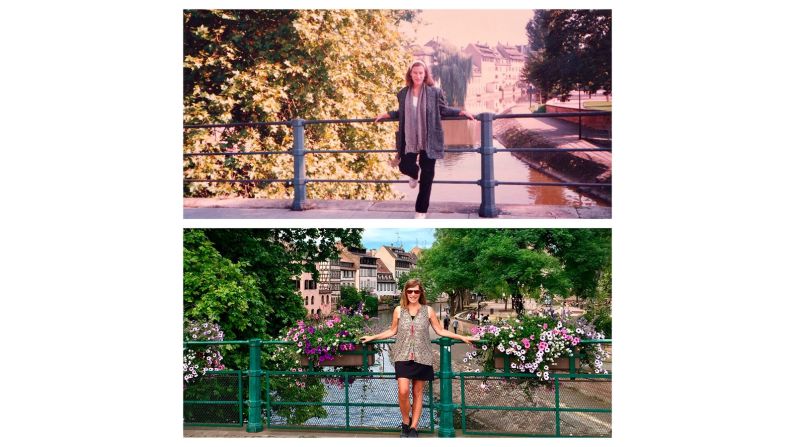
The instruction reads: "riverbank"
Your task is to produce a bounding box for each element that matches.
[493,106,612,204]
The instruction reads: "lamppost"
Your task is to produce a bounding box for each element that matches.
[578,83,582,140]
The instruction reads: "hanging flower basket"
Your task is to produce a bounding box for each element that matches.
[299,345,375,367]
[283,303,379,370]
[493,354,580,372]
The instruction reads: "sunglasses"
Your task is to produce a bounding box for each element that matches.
[406,289,421,295]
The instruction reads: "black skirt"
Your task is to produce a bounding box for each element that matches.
[395,360,435,381]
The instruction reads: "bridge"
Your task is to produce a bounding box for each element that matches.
[184,338,612,437]
[183,111,611,219]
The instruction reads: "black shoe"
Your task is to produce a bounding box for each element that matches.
[407,427,418,438]
[400,423,409,437]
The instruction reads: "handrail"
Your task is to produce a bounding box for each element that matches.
[183,111,612,217]
[184,336,610,436]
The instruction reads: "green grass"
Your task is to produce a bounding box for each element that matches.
[583,101,612,111]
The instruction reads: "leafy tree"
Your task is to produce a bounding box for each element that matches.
[183,10,415,199]
[416,229,610,316]
[522,9,611,101]
[431,41,473,107]
[183,228,363,424]
[339,285,378,316]
[184,228,362,343]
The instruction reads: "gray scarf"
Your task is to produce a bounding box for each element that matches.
[404,85,427,154]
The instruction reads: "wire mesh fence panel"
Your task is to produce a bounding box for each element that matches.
[183,370,243,426]
[459,374,611,437]
[557,376,611,436]
[267,373,433,431]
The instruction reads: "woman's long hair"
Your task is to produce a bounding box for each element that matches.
[405,60,435,88]
[399,278,427,308]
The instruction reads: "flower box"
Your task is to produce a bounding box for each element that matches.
[493,354,580,372]
[299,345,375,367]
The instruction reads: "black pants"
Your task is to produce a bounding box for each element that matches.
[399,151,437,213]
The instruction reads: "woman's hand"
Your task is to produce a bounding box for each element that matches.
[388,155,400,167]
[360,335,376,344]
[459,335,475,346]
[459,110,476,120]
[374,112,391,122]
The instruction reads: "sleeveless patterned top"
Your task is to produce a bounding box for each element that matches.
[391,305,434,366]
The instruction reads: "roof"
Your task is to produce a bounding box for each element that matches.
[469,43,500,58]
[383,246,417,264]
[497,44,525,61]
[376,258,392,274]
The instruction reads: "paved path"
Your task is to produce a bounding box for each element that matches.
[503,102,612,168]
[183,198,610,219]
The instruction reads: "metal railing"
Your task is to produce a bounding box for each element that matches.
[183,111,611,217]
[183,337,611,437]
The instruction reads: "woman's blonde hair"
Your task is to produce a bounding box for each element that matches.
[400,278,427,308]
[405,60,435,88]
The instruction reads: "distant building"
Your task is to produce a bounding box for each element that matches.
[375,259,398,303]
[296,271,327,317]
[375,245,418,283]
[339,251,357,290]
[461,42,527,112]
[316,258,341,308]
[341,245,378,295]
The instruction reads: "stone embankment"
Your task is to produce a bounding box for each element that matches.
[493,115,612,204]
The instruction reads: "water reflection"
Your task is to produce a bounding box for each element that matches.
[392,143,604,206]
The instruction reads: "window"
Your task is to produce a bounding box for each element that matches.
[305,297,308,305]
[311,296,314,305]
[304,280,316,290]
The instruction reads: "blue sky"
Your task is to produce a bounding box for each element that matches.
[361,228,436,250]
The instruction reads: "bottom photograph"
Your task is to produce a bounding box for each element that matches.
[183,228,612,438]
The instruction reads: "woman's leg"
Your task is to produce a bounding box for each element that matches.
[415,151,437,213]
[410,379,425,428]
[397,378,412,424]
[398,153,419,180]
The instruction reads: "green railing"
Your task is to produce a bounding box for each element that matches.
[183,338,611,437]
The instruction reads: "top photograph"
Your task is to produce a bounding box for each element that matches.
[183,9,612,219]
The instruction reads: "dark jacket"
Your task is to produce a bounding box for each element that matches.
[388,86,461,160]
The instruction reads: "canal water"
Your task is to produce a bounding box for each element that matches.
[391,114,605,206]
[392,140,604,206]
[269,309,432,429]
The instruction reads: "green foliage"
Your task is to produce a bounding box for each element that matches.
[339,285,378,316]
[523,10,611,101]
[185,229,361,343]
[416,229,610,317]
[183,10,414,199]
[431,41,473,107]
[262,344,327,423]
[183,230,266,345]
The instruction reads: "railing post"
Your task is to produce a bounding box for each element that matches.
[291,118,306,211]
[437,337,455,438]
[478,113,498,217]
[246,338,264,433]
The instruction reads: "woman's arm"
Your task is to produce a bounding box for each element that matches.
[437,89,475,120]
[360,307,400,343]
[428,307,474,345]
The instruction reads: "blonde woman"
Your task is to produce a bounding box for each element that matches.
[361,279,473,437]
[375,61,475,219]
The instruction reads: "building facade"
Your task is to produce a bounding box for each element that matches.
[375,245,418,283]
[375,258,398,303]
[296,271,327,316]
